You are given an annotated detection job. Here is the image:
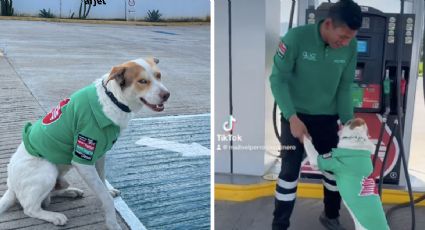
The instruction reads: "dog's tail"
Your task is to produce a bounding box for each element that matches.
[0,189,16,214]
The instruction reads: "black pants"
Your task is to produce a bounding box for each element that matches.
[272,113,341,230]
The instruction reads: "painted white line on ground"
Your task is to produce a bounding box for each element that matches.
[106,180,147,230]
[131,113,210,121]
[136,137,210,157]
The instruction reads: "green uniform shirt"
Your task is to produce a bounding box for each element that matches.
[270,21,357,123]
[23,84,120,165]
[318,148,389,230]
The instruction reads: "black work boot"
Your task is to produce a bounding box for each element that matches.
[319,212,346,230]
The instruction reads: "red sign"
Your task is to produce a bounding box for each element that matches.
[362,84,381,109]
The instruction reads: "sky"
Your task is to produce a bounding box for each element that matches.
[280,0,414,23]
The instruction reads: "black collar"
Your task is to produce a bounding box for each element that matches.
[102,81,131,113]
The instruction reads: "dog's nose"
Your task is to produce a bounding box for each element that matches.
[161,91,170,102]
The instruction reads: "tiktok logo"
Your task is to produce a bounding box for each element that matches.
[222,115,236,132]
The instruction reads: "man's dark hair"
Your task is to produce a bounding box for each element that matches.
[328,0,362,30]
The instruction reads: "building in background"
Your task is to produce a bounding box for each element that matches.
[9,0,210,20]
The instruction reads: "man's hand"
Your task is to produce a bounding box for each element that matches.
[289,115,310,143]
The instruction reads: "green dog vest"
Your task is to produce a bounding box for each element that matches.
[23,84,120,165]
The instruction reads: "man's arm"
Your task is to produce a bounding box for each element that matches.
[269,31,298,120]
[336,42,357,124]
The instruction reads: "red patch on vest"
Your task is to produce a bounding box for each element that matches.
[277,42,287,58]
[42,98,70,125]
[77,139,96,151]
[359,175,378,196]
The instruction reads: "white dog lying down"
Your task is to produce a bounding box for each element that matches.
[0,57,170,229]
[304,118,389,230]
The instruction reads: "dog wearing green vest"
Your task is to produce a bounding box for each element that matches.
[304,118,389,230]
[0,57,170,229]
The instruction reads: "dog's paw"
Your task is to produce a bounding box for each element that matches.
[49,212,68,226]
[109,188,121,198]
[64,188,84,198]
[106,221,122,230]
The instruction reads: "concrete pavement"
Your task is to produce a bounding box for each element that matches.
[0,19,210,118]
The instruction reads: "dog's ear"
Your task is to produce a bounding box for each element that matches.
[106,66,127,87]
[146,57,159,65]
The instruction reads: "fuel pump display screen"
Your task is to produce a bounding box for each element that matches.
[357,40,368,53]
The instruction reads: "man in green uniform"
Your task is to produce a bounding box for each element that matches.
[269,1,362,229]
[23,83,120,166]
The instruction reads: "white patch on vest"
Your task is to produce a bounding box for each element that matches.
[135,137,210,157]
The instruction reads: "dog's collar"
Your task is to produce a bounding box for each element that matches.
[102,81,131,113]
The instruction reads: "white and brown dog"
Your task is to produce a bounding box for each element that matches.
[304,118,389,230]
[0,57,170,229]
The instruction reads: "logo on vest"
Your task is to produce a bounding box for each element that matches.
[359,176,378,196]
[277,42,287,58]
[42,98,71,125]
[302,51,317,61]
[75,134,97,161]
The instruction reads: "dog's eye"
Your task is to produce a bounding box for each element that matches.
[139,79,148,84]
[155,72,161,80]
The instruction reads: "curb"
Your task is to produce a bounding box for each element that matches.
[106,180,148,230]
[215,182,425,206]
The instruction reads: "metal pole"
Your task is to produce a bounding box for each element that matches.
[394,1,415,229]
[423,0,425,101]
[227,0,234,174]
[125,0,127,21]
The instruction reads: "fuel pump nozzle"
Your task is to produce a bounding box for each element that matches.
[372,69,391,172]
[383,69,391,116]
